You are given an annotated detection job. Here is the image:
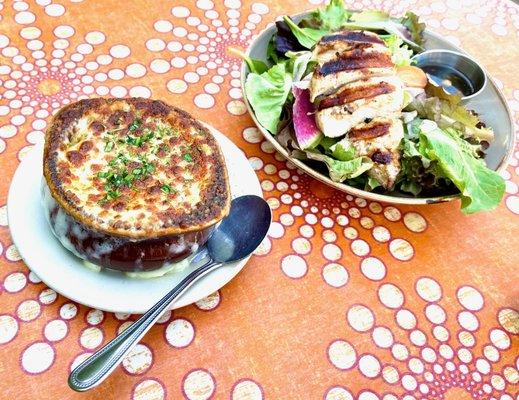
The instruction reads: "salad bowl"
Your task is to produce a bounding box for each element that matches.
[240,10,514,209]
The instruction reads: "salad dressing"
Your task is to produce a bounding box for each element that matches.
[421,65,475,97]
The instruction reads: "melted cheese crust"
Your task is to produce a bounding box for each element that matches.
[43,98,230,238]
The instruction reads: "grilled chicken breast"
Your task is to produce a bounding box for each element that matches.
[315,76,404,137]
[308,30,407,189]
[310,31,394,101]
[341,117,404,188]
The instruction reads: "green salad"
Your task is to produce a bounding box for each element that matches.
[240,0,505,213]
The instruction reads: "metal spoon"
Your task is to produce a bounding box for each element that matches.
[68,195,271,392]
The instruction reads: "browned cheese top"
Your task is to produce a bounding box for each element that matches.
[43,98,230,238]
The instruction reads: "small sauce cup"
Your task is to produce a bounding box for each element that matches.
[412,49,487,100]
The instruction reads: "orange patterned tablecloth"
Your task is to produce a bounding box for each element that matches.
[0,0,518,399]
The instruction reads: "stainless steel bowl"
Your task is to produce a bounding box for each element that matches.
[412,49,487,100]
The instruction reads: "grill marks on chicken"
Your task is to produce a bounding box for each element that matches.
[314,41,390,64]
[317,80,395,111]
[314,76,404,139]
[309,30,406,189]
[349,117,404,189]
[320,31,385,44]
[310,31,393,101]
[348,119,392,140]
[317,52,393,77]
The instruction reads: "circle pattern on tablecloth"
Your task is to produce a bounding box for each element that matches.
[21,342,55,374]
[122,344,153,375]
[182,369,216,400]
[327,275,519,398]
[231,379,263,400]
[0,315,18,344]
[132,379,166,400]
[0,0,518,398]
[165,318,195,348]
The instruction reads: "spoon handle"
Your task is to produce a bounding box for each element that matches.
[68,258,221,392]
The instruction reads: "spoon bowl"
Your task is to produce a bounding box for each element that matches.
[209,195,272,263]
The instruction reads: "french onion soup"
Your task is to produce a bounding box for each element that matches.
[42,98,230,272]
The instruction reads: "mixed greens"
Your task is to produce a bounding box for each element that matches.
[241,0,504,213]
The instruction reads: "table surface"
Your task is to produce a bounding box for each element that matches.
[0,0,518,399]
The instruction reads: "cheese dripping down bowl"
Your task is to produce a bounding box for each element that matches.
[42,98,231,273]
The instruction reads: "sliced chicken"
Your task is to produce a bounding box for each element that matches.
[310,31,394,101]
[315,76,404,137]
[309,30,408,189]
[368,150,402,189]
[347,117,404,189]
[314,31,391,64]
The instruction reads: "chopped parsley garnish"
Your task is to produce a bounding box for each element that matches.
[97,156,156,204]
[126,129,154,147]
[109,153,129,166]
[140,158,155,174]
[161,184,171,194]
[95,117,179,204]
[106,190,120,200]
[104,141,114,152]
[98,189,121,204]
[156,125,175,138]
[183,153,193,162]
[128,118,142,132]
[125,135,141,147]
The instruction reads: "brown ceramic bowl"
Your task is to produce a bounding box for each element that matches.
[42,98,230,272]
[41,182,214,272]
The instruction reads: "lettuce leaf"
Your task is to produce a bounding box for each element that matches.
[346,174,382,191]
[330,139,356,161]
[341,11,425,52]
[381,34,413,66]
[283,16,328,49]
[398,118,455,196]
[285,51,315,82]
[417,121,505,213]
[245,63,292,134]
[228,47,268,74]
[408,84,494,141]
[309,0,351,31]
[305,151,373,182]
[273,20,306,54]
[398,138,451,196]
[275,125,372,182]
[399,179,422,196]
[366,176,382,191]
[398,11,426,46]
[317,136,340,153]
[266,35,280,64]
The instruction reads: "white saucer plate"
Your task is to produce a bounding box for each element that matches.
[8,125,262,314]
